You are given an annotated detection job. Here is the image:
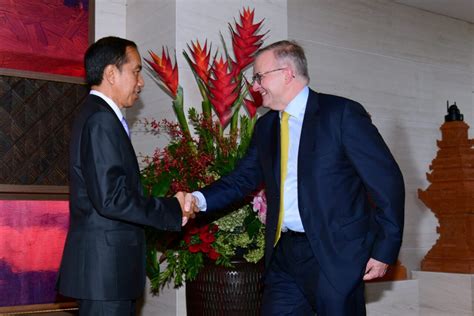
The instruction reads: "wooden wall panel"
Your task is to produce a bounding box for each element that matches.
[0,75,88,185]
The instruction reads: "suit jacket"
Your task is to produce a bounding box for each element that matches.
[201,89,405,295]
[58,94,182,300]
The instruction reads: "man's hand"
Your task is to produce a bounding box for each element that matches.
[363,258,389,281]
[174,192,199,226]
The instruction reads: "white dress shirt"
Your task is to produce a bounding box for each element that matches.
[280,86,308,232]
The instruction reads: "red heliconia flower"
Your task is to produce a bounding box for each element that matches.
[145,48,179,97]
[187,40,212,84]
[231,7,265,73]
[208,56,240,126]
[243,78,263,117]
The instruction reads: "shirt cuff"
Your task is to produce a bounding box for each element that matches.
[192,191,207,212]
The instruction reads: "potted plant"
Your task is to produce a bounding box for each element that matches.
[140,7,268,314]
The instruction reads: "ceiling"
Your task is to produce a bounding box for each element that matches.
[393,0,474,23]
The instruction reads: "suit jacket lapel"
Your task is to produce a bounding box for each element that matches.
[93,95,134,145]
[268,112,280,188]
[89,94,139,171]
[298,89,320,171]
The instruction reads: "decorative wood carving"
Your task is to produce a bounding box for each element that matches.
[418,104,474,273]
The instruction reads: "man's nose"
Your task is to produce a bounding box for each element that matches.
[252,80,260,90]
[138,73,145,87]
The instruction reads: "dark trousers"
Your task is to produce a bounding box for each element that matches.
[78,299,136,316]
[261,231,366,316]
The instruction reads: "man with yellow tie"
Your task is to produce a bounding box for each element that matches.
[192,40,405,315]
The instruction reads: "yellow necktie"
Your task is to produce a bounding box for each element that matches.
[275,111,289,245]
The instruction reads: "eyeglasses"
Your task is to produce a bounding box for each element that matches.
[251,67,287,85]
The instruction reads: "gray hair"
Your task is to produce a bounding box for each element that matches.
[255,40,309,82]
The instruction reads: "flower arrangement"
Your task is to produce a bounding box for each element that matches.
[140,7,268,293]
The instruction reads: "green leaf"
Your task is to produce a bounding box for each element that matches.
[145,247,162,294]
[151,177,171,197]
[243,212,254,226]
[247,218,262,239]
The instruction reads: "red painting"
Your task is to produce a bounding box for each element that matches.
[0,0,89,77]
[0,200,69,307]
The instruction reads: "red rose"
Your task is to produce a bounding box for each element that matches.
[199,243,211,253]
[208,248,220,260]
[200,232,215,243]
[199,225,210,233]
[188,227,200,235]
[189,244,201,253]
[209,224,219,233]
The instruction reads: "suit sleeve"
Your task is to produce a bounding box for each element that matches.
[201,127,263,213]
[80,112,182,231]
[341,102,405,264]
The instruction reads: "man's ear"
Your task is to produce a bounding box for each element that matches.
[285,69,294,83]
[103,64,116,85]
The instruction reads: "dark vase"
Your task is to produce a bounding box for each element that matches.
[185,259,264,316]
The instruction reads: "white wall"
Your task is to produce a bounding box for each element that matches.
[126,0,177,165]
[471,23,474,116]
[288,0,474,275]
[94,0,126,39]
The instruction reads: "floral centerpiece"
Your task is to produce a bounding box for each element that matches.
[141,7,268,293]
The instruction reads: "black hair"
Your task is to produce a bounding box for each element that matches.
[84,36,137,86]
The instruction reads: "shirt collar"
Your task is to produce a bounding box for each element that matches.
[90,90,124,121]
[282,86,309,121]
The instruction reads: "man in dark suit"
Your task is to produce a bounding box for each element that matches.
[191,40,404,315]
[57,36,196,316]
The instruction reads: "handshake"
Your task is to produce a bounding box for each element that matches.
[174,192,200,226]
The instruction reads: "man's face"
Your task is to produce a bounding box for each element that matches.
[251,50,288,111]
[112,47,144,109]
